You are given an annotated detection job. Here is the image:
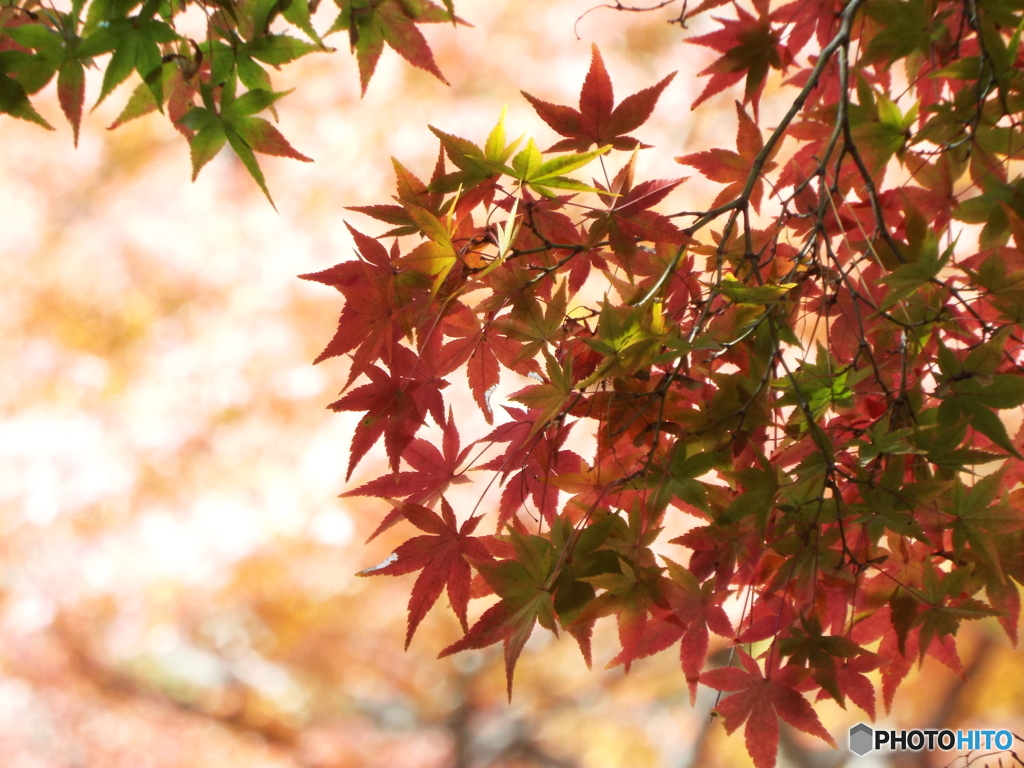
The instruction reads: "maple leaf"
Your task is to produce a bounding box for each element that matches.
[687,5,790,118]
[491,281,571,370]
[507,138,610,197]
[438,302,501,422]
[873,623,966,712]
[329,342,448,479]
[814,652,881,720]
[509,350,575,438]
[479,407,566,478]
[1,16,101,143]
[521,44,676,152]
[344,409,473,539]
[861,0,940,66]
[579,571,653,674]
[549,449,638,520]
[0,17,97,131]
[349,152,448,237]
[108,62,201,139]
[771,0,845,55]
[330,0,455,94]
[700,649,837,768]
[776,615,862,705]
[497,188,585,263]
[439,530,560,699]
[483,412,583,526]
[663,559,733,703]
[585,153,688,257]
[980,522,1024,645]
[0,69,52,129]
[676,102,777,212]
[358,498,493,645]
[947,472,1024,583]
[472,407,583,525]
[495,447,583,528]
[427,112,522,194]
[57,57,84,143]
[396,202,464,296]
[178,75,312,207]
[300,224,428,388]
[76,10,179,109]
[603,561,734,690]
[605,608,684,673]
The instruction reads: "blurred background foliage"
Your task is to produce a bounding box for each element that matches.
[0,0,1021,765]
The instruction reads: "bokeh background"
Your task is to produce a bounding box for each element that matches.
[0,1,1021,765]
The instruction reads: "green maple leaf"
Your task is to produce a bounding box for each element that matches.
[909,561,1000,662]
[947,473,1024,583]
[580,300,669,387]
[206,33,327,96]
[772,342,871,421]
[509,138,609,197]
[862,0,942,65]
[426,110,522,193]
[509,350,574,437]
[646,441,722,513]
[548,516,619,628]
[178,75,312,207]
[78,8,179,108]
[493,281,570,364]
[0,69,52,129]
[718,273,796,305]
[397,203,459,296]
[936,370,1024,458]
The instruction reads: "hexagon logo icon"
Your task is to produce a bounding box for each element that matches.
[849,723,874,756]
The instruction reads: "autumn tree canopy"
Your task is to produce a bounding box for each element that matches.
[4,0,1024,766]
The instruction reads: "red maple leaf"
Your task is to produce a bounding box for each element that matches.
[340,0,456,94]
[605,565,733,703]
[521,44,676,152]
[343,409,473,539]
[500,188,585,261]
[586,154,688,257]
[700,649,837,768]
[771,0,845,56]
[852,604,971,713]
[676,102,778,212]
[687,4,790,118]
[664,561,734,703]
[300,224,424,388]
[814,652,882,720]
[495,445,583,527]
[329,342,448,479]
[438,301,501,422]
[358,498,493,646]
[549,448,640,521]
[736,592,798,645]
[478,408,583,525]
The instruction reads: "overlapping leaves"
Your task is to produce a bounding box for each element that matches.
[309,14,1024,766]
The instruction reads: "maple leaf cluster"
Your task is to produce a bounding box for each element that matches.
[10,0,1024,765]
[303,9,1024,766]
[0,0,462,205]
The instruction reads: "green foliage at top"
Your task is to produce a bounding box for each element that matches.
[0,0,457,201]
